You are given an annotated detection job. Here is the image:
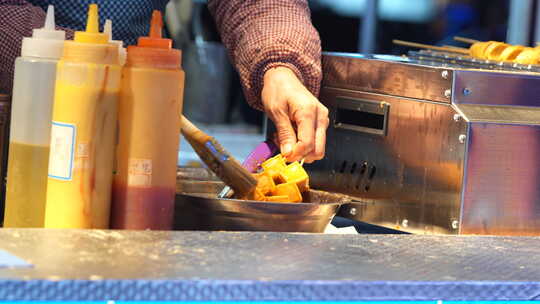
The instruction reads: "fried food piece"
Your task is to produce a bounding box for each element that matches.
[253,171,276,195]
[265,195,290,203]
[242,188,267,201]
[272,182,302,203]
[277,161,310,192]
[498,45,525,62]
[484,42,510,60]
[514,48,540,64]
[469,41,496,59]
[261,154,287,180]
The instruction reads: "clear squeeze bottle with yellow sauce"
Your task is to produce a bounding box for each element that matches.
[44,4,121,228]
[4,6,65,227]
[111,10,184,230]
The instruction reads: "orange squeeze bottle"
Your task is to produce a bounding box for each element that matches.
[111,11,184,230]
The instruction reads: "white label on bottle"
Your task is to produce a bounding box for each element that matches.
[128,158,152,187]
[48,121,76,181]
[73,142,90,170]
[77,143,89,158]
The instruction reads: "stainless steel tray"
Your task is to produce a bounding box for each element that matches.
[175,168,351,233]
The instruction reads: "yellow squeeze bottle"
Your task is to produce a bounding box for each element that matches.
[45,4,121,228]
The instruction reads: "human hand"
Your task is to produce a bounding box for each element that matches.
[262,66,329,163]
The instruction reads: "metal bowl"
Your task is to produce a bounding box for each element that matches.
[175,168,351,233]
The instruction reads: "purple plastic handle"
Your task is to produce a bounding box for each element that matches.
[217,140,279,198]
[242,140,279,173]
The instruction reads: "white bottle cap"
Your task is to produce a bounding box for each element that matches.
[104,19,127,65]
[21,5,66,59]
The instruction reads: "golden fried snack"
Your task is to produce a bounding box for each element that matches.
[265,195,290,203]
[514,48,540,64]
[277,161,310,192]
[253,172,276,195]
[261,154,287,180]
[272,182,303,203]
[238,154,312,203]
[469,41,496,59]
[498,45,525,62]
[484,42,510,60]
[243,188,267,201]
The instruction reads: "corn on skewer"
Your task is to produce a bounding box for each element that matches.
[395,38,540,65]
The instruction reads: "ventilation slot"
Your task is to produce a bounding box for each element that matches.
[339,161,348,173]
[350,162,357,174]
[364,165,377,192]
[359,162,368,176]
[336,160,376,192]
[355,161,368,190]
[368,166,377,181]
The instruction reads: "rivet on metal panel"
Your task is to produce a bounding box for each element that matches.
[441,70,449,80]
[350,208,357,216]
[459,134,467,144]
[402,219,408,228]
[453,114,461,122]
[463,88,472,96]
[452,220,459,230]
[444,89,451,98]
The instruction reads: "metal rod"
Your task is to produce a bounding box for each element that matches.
[507,0,534,45]
[535,0,540,44]
[359,0,378,54]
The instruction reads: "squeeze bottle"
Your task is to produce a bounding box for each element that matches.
[45,4,121,228]
[4,6,65,228]
[104,20,127,66]
[111,11,184,230]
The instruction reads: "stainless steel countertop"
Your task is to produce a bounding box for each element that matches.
[1,229,539,301]
[0,229,539,281]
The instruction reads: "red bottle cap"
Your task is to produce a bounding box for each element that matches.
[126,11,181,69]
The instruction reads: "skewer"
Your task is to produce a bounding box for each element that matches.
[454,36,480,44]
[392,39,469,54]
[443,45,470,52]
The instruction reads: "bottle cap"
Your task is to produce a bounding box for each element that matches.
[21,5,66,59]
[137,11,171,49]
[104,20,127,65]
[74,4,108,44]
[62,4,118,65]
[126,10,181,69]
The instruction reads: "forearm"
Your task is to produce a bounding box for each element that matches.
[0,0,74,95]
[208,0,322,110]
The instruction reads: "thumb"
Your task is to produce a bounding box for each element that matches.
[273,117,297,157]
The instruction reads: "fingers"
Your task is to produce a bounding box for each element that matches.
[290,100,316,162]
[304,104,329,163]
[268,106,297,158]
[261,66,329,163]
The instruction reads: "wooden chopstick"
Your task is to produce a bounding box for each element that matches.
[454,36,480,44]
[392,39,469,54]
